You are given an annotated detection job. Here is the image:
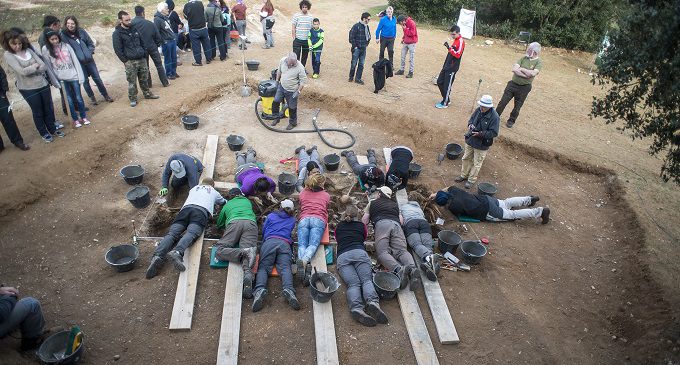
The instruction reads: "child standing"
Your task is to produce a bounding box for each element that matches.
[307,18,324,79]
[41,29,89,128]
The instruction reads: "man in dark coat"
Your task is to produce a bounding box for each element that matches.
[348,12,371,85]
[132,5,169,87]
[455,95,499,189]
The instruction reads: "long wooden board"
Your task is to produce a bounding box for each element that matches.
[216,263,244,364]
[311,246,339,365]
[169,135,219,330]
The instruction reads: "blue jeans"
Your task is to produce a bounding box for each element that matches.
[62,80,86,121]
[311,51,321,75]
[0,297,45,339]
[255,238,294,291]
[189,27,211,64]
[162,40,178,76]
[19,86,57,137]
[337,249,379,311]
[81,62,109,99]
[349,46,366,80]
[297,216,326,262]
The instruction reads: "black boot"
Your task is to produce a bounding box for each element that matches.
[270,101,281,126]
[286,108,297,130]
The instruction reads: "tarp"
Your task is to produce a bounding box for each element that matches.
[457,8,476,39]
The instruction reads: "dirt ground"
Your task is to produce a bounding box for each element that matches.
[1,0,679,364]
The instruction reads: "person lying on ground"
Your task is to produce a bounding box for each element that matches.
[234,147,276,198]
[146,177,226,279]
[294,144,323,192]
[341,148,385,191]
[336,204,389,327]
[271,52,306,130]
[385,145,413,191]
[215,188,259,298]
[159,153,204,196]
[363,186,420,291]
[431,186,550,224]
[456,95,499,190]
[252,199,301,312]
[399,191,440,281]
[295,173,330,286]
[0,284,46,352]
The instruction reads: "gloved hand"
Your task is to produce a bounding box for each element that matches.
[159,188,168,196]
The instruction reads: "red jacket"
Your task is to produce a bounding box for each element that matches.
[402,17,418,44]
[449,35,465,59]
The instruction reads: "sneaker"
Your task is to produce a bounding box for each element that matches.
[312,74,319,79]
[270,117,281,126]
[541,208,551,224]
[55,122,64,130]
[174,73,181,78]
[366,302,388,324]
[506,120,515,128]
[406,72,413,78]
[242,271,254,299]
[130,100,138,107]
[285,123,296,130]
[282,288,301,310]
[144,94,160,100]
[395,266,408,290]
[350,309,377,327]
[355,79,364,85]
[306,145,317,154]
[395,69,404,76]
[340,150,353,157]
[464,181,473,189]
[42,134,53,143]
[435,102,449,109]
[420,255,438,282]
[192,62,203,66]
[252,288,267,312]
[529,196,540,207]
[454,176,467,183]
[295,259,306,286]
[167,250,186,272]
[72,120,82,129]
[294,145,306,155]
[54,130,65,138]
[246,146,257,158]
[168,75,177,80]
[262,45,270,49]
[82,118,91,125]
[145,255,164,279]
[303,262,312,287]
[407,265,421,291]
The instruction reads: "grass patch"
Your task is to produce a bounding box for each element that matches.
[366,4,389,17]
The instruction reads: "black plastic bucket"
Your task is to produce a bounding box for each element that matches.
[119,165,145,185]
[37,330,84,365]
[126,186,151,208]
[323,154,340,171]
[460,240,487,265]
[373,271,400,300]
[105,244,140,272]
[226,134,246,151]
[309,271,340,303]
[181,115,199,130]
[446,143,463,160]
[246,60,260,71]
[477,182,497,196]
[408,163,422,178]
[437,230,462,255]
[278,172,297,195]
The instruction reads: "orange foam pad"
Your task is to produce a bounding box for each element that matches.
[321,224,330,245]
[251,254,279,277]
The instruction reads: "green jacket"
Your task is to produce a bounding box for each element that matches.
[216,196,256,228]
[308,28,324,53]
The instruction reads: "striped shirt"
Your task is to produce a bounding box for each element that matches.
[292,12,314,40]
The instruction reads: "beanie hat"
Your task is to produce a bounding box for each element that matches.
[166,0,175,10]
[434,191,451,206]
[306,161,319,172]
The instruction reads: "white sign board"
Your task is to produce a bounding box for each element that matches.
[457,8,476,39]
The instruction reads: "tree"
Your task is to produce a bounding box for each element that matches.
[591,0,680,183]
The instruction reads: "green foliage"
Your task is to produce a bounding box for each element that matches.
[591,1,680,183]
[388,0,624,51]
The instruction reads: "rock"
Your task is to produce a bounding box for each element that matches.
[484,40,494,45]
[114,354,120,361]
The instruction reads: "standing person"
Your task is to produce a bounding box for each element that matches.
[399,192,439,281]
[2,29,63,142]
[252,199,300,312]
[219,0,232,50]
[166,0,183,64]
[435,25,465,109]
[215,188,259,298]
[385,145,413,191]
[146,177,226,279]
[340,149,385,191]
[206,0,228,61]
[335,205,389,327]
[155,2,179,80]
[348,12,371,85]
[0,65,30,152]
[38,15,61,49]
[158,153,204,196]
[0,284,46,351]
[291,0,313,67]
[270,52,306,130]
[395,14,417,78]
[362,186,420,291]
[496,42,543,128]
[132,5,169,88]
[293,144,322,191]
[307,18,324,79]
[231,0,248,50]
[295,173,330,286]
[42,29,91,128]
[61,16,114,104]
[184,0,211,66]
[374,6,396,66]
[260,0,275,49]
[112,11,160,107]
[456,95,499,189]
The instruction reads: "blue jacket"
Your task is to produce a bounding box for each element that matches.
[161,153,204,188]
[375,15,396,39]
[262,210,296,243]
[464,107,500,151]
[60,28,96,64]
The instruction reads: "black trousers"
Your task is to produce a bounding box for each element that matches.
[292,38,309,67]
[436,69,457,105]
[146,50,169,88]
[0,95,25,148]
[496,81,532,125]
[379,37,395,65]
[208,27,227,60]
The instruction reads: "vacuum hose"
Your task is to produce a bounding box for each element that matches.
[254,98,356,150]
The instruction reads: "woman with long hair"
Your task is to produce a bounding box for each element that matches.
[1,29,62,142]
[260,0,275,48]
[61,15,113,105]
[42,29,90,128]
[295,172,330,285]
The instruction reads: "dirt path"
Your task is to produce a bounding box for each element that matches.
[0,0,679,364]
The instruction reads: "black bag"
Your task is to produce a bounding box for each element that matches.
[265,17,275,29]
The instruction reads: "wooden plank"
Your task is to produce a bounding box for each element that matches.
[169,135,219,330]
[397,290,440,365]
[311,246,339,365]
[214,181,238,191]
[216,264,244,365]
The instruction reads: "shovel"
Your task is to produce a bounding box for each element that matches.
[239,35,251,97]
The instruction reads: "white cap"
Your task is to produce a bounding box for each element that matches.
[170,160,186,178]
[478,95,493,108]
[378,186,392,198]
[281,199,294,209]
